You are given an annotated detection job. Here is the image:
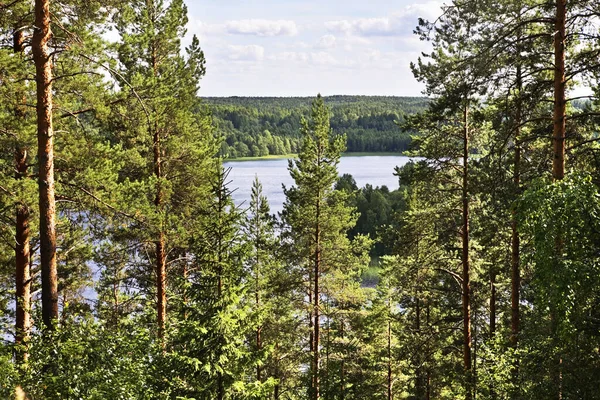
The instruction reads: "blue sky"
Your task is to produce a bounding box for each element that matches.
[184,0,443,97]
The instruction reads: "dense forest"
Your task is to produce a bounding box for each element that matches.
[1,0,600,399]
[205,96,428,158]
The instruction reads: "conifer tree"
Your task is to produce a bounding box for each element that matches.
[163,166,262,399]
[282,94,370,399]
[242,177,284,388]
[110,0,216,337]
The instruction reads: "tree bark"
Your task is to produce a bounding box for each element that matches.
[256,227,262,382]
[511,126,521,348]
[311,165,322,400]
[426,301,431,400]
[13,27,31,365]
[15,148,31,364]
[148,0,167,339]
[461,102,472,400]
[388,300,393,400]
[32,0,58,330]
[416,294,424,399]
[490,273,496,338]
[340,317,345,400]
[552,0,566,180]
[154,124,166,338]
[511,61,522,400]
[552,2,566,398]
[312,209,321,400]
[216,181,224,400]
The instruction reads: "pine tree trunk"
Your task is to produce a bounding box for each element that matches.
[254,202,263,382]
[511,61,522,399]
[552,2,566,398]
[426,301,431,400]
[552,0,566,180]
[511,136,521,348]
[340,317,345,400]
[13,28,31,365]
[156,231,166,337]
[154,121,166,337]
[490,273,496,337]
[153,110,166,339]
[15,148,31,364]
[311,186,321,400]
[313,217,320,400]
[149,0,167,338]
[33,0,58,330]
[461,102,472,399]
[490,273,496,400]
[217,183,224,400]
[256,253,262,382]
[416,294,423,399]
[387,306,392,400]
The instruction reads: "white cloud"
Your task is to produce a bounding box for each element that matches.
[225,19,298,37]
[310,51,339,66]
[316,34,337,49]
[227,45,265,61]
[268,51,345,67]
[325,2,442,37]
[269,52,309,63]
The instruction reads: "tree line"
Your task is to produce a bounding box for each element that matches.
[205,96,428,158]
[1,0,600,399]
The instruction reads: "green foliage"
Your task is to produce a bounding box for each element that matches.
[207,96,428,158]
[2,0,600,398]
[516,174,600,398]
[10,316,154,400]
[281,95,372,398]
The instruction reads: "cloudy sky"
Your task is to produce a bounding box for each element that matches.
[185,0,443,97]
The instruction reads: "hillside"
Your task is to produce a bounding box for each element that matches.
[202,96,429,158]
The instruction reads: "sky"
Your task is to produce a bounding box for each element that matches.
[185,0,444,97]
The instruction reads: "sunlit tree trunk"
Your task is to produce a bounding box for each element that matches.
[32,0,58,330]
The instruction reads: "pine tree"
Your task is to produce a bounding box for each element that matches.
[282,94,370,399]
[109,0,216,338]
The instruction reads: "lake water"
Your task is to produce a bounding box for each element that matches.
[224,155,414,214]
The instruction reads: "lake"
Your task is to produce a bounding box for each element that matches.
[224,155,415,214]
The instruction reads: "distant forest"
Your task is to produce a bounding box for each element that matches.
[203,96,429,158]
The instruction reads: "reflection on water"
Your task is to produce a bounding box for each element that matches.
[224,155,415,214]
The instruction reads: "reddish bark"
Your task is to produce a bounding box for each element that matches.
[15,148,31,362]
[13,27,31,364]
[32,0,58,329]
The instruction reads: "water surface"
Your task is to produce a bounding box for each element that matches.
[224,155,414,213]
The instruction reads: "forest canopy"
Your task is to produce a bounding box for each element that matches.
[204,96,428,158]
[1,0,600,399]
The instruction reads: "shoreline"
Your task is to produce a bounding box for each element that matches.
[225,152,407,162]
